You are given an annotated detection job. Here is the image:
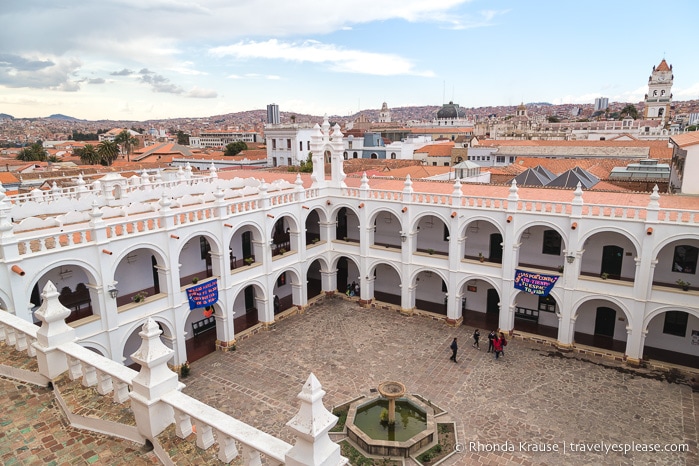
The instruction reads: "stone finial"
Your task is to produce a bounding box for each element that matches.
[331,123,343,142]
[214,187,224,201]
[176,165,185,180]
[295,173,304,191]
[208,162,218,178]
[321,115,330,139]
[508,179,519,201]
[285,373,347,466]
[452,178,462,196]
[159,194,172,211]
[572,182,584,206]
[75,173,86,188]
[259,179,269,196]
[154,169,163,182]
[51,181,60,194]
[360,172,370,190]
[34,281,75,347]
[648,184,660,209]
[403,174,413,194]
[141,169,150,185]
[185,162,192,177]
[88,199,104,225]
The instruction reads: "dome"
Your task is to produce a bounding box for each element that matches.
[437,101,465,119]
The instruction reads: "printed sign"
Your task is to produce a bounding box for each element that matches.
[186,279,218,310]
[514,269,559,296]
[692,330,699,346]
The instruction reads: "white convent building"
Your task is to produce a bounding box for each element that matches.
[1,117,698,371]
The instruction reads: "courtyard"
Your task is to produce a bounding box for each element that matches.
[182,297,697,466]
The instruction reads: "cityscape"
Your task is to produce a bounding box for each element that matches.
[0,1,698,465]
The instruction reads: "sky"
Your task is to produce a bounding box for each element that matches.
[1,0,698,121]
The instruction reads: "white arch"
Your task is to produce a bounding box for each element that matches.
[460,216,505,237]
[119,315,176,356]
[329,254,361,272]
[579,226,641,256]
[413,211,451,231]
[643,305,699,331]
[367,260,402,282]
[456,274,502,297]
[516,221,568,248]
[78,340,110,358]
[368,209,404,230]
[650,233,699,258]
[26,258,101,298]
[304,206,329,225]
[177,230,223,257]
[571,294,634,328]
[409,267,449,289]
[304,256,331,276]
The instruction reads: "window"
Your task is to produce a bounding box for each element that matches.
[663,311,688,337]
[287,157,292,166]
[391,153,396,159]
[443,224,449,241]
[538,295,556,313]
[443,162,449,166]
[509,157,515,163]
[343,151,348,160]
[672,245,697,274]
[496,156,505,163]
[299,141,303,151]
[306,141,310,151]
[348,141,352,149]
[272,139,277,150]
[432,162,437,166]
[353,152,358,159]
[286,139,291,149]
[542,230,562,255]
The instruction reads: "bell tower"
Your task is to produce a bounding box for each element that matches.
[643,59,673,123]
[379,102,391,123]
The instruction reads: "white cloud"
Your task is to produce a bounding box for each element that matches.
[187,87,218,98]
[211,40,434,77]
[674,82,699,99]
[227,73,281,80]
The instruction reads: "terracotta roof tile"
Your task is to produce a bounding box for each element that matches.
[656,59,671,71]
[671,132,699,148]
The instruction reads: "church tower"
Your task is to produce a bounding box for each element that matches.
[379,102,391,123]
[643,59,673,122]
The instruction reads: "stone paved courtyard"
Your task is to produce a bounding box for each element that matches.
[182,297,698,466]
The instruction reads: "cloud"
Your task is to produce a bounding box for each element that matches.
[440,9,509,30]
[0,54,82,91]
[137,68,184,94]
[211,40,434,77]
[110,68,134,76]
[186,87,217,98]
[227,73,281,80]
[87,77,105,84]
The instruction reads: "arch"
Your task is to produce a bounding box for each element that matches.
[176,230,223,258]
[413,211,451,231]
[643,305,699,331]
[78,341,110,358]
[516,221,567,246]
[304,206,329,225]
[571,294,634,328]
[120,316,176,366]
[367,260,402,282]
[461,216,505,238]
[305,258,328,300]
[26,258,101,299]
[650,232,699,258]
[272,267,302,315]
[579,226,641,256]
[409,267,448,289]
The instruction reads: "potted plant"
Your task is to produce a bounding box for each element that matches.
[428,248,435,255]
[279,248,287,255]
[676,279,691,291]
[558,265,564,273]
[312,238,319,244]
[244,257,254,266]
[180,361,190,378]
[478,253,485,263]
[133,292,148,303]
[192,277,199,284]
[600,272,609,280]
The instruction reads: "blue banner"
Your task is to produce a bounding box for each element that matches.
[513,269,559,296]
[187,279,218,310]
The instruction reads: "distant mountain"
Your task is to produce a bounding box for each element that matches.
[47,114,81,121]
[0,113,13,119]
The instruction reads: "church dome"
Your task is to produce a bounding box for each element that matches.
[437,101,465,119]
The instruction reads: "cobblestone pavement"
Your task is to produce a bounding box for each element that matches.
[0,376,158,465]
[183,297,698,466]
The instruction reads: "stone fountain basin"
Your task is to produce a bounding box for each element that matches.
[345,394,436,458]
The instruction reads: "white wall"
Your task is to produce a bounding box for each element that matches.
[645,312,699,356]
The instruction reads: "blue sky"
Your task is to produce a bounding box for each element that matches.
[1,0,697,121]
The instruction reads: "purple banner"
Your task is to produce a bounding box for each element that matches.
[513,269,559,296]
[187,279,218,310]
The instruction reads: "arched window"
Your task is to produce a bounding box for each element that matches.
[343,151,348,160]
[390,153,396,159]
[353,152,358,159]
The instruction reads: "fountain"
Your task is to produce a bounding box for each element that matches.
[344,381,436,458]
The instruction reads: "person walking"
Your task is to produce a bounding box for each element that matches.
[472,329,481,350]
[449,337,458,363]
[487,330,496,353]
[499,332,508,357]
[493,334,504,360]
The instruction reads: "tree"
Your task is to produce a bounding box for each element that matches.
[16,142,47,162]
[97,140,119,166]
[619,104,638,120]
[76,144,101,165]
[114,129,139,162]
[224,141,248,156]
[176,131,190,145]
[546,115,560,123]
[299,152,313,173]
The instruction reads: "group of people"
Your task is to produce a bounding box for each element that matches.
[345,282,360,297]
[449,329,508,363]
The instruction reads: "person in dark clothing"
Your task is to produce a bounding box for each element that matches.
[449,337,458,362]
[472,329,481,350]
[493,334,504,360]
[487,330,496,353]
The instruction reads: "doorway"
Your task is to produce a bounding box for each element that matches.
[594,307,616,337]
[601,245,623,278]
[489,233,503,264]
[486,289,500,315]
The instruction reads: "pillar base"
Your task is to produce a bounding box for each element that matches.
[555,342,574,352]
[445,317,463,327]
[297,305,307,314]
[261,321,276,331]
[625,357,642,368]
[216,339,237,352]
[399,308,414,316]
[359,299,373,308]
[324,290,336,296]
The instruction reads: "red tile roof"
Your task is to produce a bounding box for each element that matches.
[414,142,455,156]
[476,139,672,159]
[656,59,671,71]
[671,132,699,148]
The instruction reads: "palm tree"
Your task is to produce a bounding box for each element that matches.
[76,144,100,165]
[114,129,139,162]
[97,140,119,166]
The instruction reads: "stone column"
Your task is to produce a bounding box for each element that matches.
[129,318,180,440]
[285,373,348,466]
